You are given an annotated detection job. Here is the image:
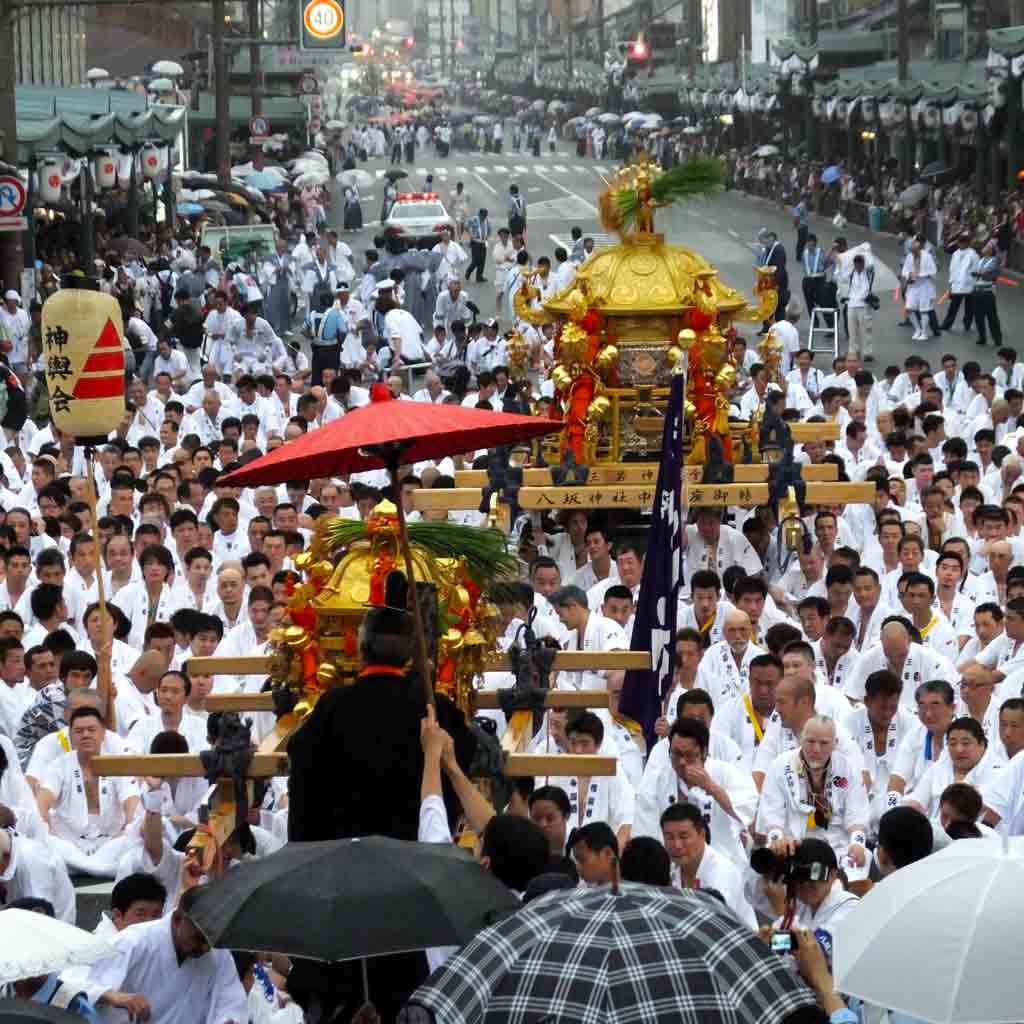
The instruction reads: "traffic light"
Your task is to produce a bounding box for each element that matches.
[404,35,414,47]
[629,38,648,59]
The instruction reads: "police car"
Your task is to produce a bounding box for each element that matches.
[382,192,455,248]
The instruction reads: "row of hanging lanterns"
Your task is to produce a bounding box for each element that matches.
[36,143,163,203]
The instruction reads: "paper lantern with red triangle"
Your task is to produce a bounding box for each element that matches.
[41,290,126,443]
[39,158,62,203]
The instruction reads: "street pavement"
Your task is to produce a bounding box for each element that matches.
[332,142,1024,374]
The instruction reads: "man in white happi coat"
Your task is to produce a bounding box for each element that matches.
[677,569,735,645]
[77,891,248,1024]
[715,654,782,771]
[812,618,857,692]
[634,718,758,870]
[550,585,626,692]
[844,618,957,709]
[35,706,140,876]
[905,716,1004,821]
[756,715,870,873]
[682,509,763,589]
[0,828,76,921]
[660,802,757,927]
[840,668,919,836]
[544,711,634,849]
[125,671,209,756]
[694,609,761,709]
[753,672,864,790]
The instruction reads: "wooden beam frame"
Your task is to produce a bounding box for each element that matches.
[187,650,651,679]
[504,754,617,777]
[203,688,613,715]
[92,752,287,778]
[453,463,839,488]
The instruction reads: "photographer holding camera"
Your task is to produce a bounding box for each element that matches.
[751,838,859,948]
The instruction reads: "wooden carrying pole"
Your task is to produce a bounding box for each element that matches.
[84,448,115,731]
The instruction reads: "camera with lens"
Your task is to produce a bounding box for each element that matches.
[749,838,837,885]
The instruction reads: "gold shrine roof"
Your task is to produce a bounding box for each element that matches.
[543,232,750,317]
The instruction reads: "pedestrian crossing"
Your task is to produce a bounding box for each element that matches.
[549,232,617,250]
[372,160,611,181]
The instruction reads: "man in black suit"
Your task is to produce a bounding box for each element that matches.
[758,229,790,332]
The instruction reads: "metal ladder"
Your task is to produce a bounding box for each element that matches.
[808,306,840,359]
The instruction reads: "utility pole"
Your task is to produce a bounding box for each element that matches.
[897,0,908,80]
[450,0,456,78]
[595,0,604,57]
[0,0,23,289]
[808,0,818,44]
[438,0,446,76]
[249,0,262,116]
[212,0,230,186]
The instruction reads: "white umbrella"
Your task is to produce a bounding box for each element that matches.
[623,110,646,120]
[298,150,329,166]
[597,112,621,124]
[289,160,325,177]
[151,59,184,76]
[585,106,601,117]
[338,168,373,188]
[294,171,329,188]
[326,119,345,130]
[755,144,780,157]
[148,77,174,92]
[0,908,113,984]
[85,67,110,81]
[682,125,703,135]
[834,836,1024,1024]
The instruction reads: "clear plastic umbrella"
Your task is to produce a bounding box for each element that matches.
[151,59,184,76]
[338,169,374,188]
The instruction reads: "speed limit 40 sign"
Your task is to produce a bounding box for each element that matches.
[300,0,345,50]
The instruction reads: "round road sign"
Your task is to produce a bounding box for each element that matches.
[250,116,270,138]
[0,175,27,218]
[303,0,344,41]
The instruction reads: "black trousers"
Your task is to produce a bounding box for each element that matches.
[795,225,809,263]
[311,342,340,386]
[802,276,824,313]
[974,290,1002,345]
[466,240,487,281]
[941,292,974,330]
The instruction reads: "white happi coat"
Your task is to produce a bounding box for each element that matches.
[78,914,248,1024]
[694,640,762,708]
[633,757,758,868]
[756,747,870,860]
[39,749,139,849]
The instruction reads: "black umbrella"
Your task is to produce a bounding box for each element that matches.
[385,169,410,182]
[919,161,954,185]
[0,1001,80,1023]
[184,837,519,964]
[405,885,818,1024]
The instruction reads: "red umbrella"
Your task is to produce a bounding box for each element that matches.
[219,393,563,703]
[219,396,562,487]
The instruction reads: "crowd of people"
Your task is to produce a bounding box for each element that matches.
[1,117,1023,1023]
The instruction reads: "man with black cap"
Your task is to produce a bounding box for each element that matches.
[760,836,860,947]
[286,571,476,1020]
[287,570,475,842]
